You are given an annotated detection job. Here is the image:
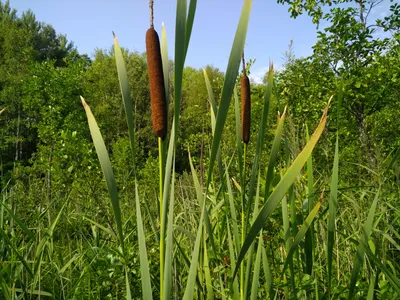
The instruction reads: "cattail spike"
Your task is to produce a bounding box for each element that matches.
[241,74,251,144]
[146,27,167,140]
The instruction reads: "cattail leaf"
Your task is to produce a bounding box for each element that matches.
[163,164,175,300]
[327,134,339,292]
[282,190,324,275]
[113,34,136,165]
[233,99,331,280]
[207,0,252,189]
[261,236,274,299]
[81,97,124,252]
[304,124,314,276]
[173,0,187,137]
[203,69,217,136]
[135,182,153,300]
[250,233,263,300]
[348,190,380,299]
[184,0,197,60]
[204,238,215,300]
[125,267,132,300]
[227,220,240,300]
[226,167,240,256]
[366,271,377,300]
[183,203,205,300]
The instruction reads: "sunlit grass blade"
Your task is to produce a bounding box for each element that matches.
[143,200,160,244]
[282,189,324,275]
[183,203,205,300]
[282,192,296,294]
[173,0,187,136]
[203,238,214,300]
[125,267,132,300]
[234,99,331,280]
[261,234,274,299]
[304,124,314,276]
[134,182,153,299]
[366,271,377,300]
[206,0,252,189]
[81,96,124,252]
[226,167,240,255]
[227,220,240,300]
[0,107,6,115]
[327,134,339,292]
[348,190,379,299]
[82,216,116,238]
[163,164,175,300]
[113,34,135,165]
[203,69,217,135]
[184,0,197,60]
[250,234,263,300]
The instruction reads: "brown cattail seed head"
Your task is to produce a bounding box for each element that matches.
[241,74,251,144]
[146,27,167,140]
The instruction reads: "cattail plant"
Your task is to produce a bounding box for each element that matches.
[146,0,167,140]
[146,0,168,298]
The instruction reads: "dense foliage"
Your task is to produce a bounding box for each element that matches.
[0,0,399,299]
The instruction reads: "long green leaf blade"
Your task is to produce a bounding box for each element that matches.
[183,204,205,300]
[135,182,153,300]
[327,134,339,292]
[113,34,135,166]
[81,97,124,251]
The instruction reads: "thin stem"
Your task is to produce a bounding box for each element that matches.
[158,137,164,298]
[149,0,154,28]
[241,142,247,300]
[241,53,246,76]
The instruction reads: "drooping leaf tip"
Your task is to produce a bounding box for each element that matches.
[80,96,87,107]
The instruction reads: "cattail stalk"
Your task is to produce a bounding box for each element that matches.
[146,1,167,298]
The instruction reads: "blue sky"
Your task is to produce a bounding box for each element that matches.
[10,0,390,83]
